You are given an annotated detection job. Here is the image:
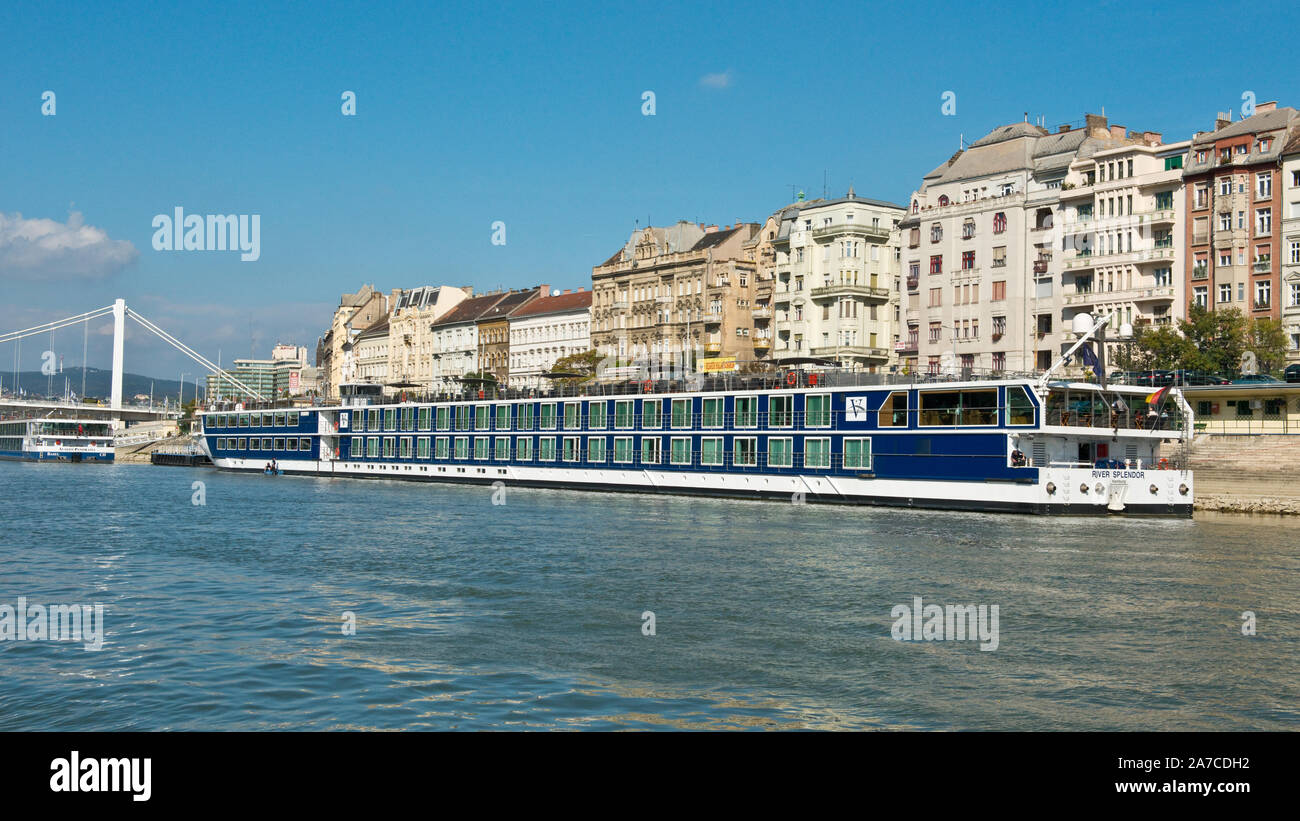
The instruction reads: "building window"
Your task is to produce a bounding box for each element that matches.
[1193,286,1208,308]
[1255,280,1271,309]
[992,212,1007,233]
[962,251,976,269]
[1258,171,1273,198]
[992,280,1006,301]
[1257,208,1272,235]
[930,223,943,243]
[930,255,943,274]
[928,287,942,308]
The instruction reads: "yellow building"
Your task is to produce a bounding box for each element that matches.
[1182,382,1300,434]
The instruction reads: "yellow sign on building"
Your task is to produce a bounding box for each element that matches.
[700,357,738,373]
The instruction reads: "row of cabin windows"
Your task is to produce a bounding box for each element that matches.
[216,437,312,451]
[340,390,1033,432]
[344,435,873,470]
[206,411,302,429]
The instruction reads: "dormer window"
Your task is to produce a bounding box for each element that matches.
[937,195,950,207]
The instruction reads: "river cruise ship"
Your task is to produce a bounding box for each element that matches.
[197,373,1194,516]
[0,418,115,462]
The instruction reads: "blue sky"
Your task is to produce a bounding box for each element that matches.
[2,0,1297,383]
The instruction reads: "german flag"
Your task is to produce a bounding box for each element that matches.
[1146,385,1170,406]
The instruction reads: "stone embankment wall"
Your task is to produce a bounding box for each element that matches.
[1190,434,1300,515]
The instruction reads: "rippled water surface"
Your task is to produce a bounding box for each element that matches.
[0,461,1296,730]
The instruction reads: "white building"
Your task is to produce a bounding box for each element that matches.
[508,288,593,390]
[1283,132,1300,360]
[899,114,1162,375]
[1059,138,1190,366]
[352,319,389,384]
[770,190,904,371]
[429,292,510,391]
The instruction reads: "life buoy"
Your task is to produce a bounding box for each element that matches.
[786,371,798,387]
[808,372,820,387]
[642,380,653,393]
[1158,458,1169,470]
[478,389,485,399]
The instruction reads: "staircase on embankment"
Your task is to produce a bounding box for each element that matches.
[1189,433,1300,508]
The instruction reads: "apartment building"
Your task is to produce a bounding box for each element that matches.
[1279,130,1300,359]
[1058,137,1190,364]
[508,288,593,390]
[385,285,469,390]
[353,318,390,384]
[740,213,780,361]
[1182,103,1299,323]
[475,286,542,386]
[768,190,904,370]
[428,291,510,391]
[899,114,1150,375]
[590,221,761,371]
[316,284,388,398]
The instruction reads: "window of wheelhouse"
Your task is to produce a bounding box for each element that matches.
[877,391,909,427]
[918,389,998,426]
[1006,385,1036,426]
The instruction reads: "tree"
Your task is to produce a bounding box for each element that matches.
[1178,303,1247,375]
[549,350,602,384]
[1115,325,1193,371]
[1245,317,1288,374]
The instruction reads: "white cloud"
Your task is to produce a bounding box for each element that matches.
[0,211,138,279]
[699,70,734,90]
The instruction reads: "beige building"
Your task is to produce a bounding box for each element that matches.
[768,190,904,370]
[590,221,761,372]
[1058,137,1190,367]
[899,114,1156,376]
[741,214,781,361]
[385,285,469,389]
[316,284,388,399]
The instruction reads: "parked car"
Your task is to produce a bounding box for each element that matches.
[1169,369,1232,385]
[1230,374,1283,384]
[1285,364,1300,383]
[1133,370,1174,387]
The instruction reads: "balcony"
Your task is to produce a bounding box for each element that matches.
[1254,260,1272,273]
[812,223,891,242]
[751,307,773,320]
[809,284,890,301]
[809,345,889,360]
[704,342,722,353]
[1192,265,1209,280]
[905,278,919,291]
[753,337,771,349]
[702,312,724,324]
[1032,260,1049,274]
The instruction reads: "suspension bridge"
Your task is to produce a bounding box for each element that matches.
[0,299,265,421]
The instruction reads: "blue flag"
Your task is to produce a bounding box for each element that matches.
[1079,343,1099,370]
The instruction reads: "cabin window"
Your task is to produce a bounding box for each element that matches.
[843,438,872,469]
[237,438,247,450]
[702,398,724,427]
[670,436,692,464]
[384,409,396,431]
[418,407,431,430]
[273,438,284,450]
[768,437,793,467]
[540,403,557,430]
[435,437,449,459]
[640,436,660,464]
[735,396,758,427]
[1006,386,1036,425]
[454,437,469,460]
[367,437,379,457]
[400,438,412,459]
[275,412,286,427]
[494,437,509,460]
[701,437,724,465]
[238,414,249,427]
[878,391,908,427]
[588,437,606,462]
[300,438,310,451]
[436,407,450,430]
[671,399,691,428]
[564,403,581,430]
[401,408,414,431]
[615,400,634,429]
[804,437,831,468]
[475,405,490,430]
[455,406,471,431]
[563,436,580,462]
[642,400,662,428]
[417,437,431,459]
[806,395,831,427]
[515,437,532,461]
[919,389,998,426]
[734,436,757,466]
[769,395,793,427]
[495,404,510,430]
[367,409,380,431]
[614,436,634,463]
[288,412,299,426]
[539,437,556,461]
[383,437,396,458]
[588,401,606,429]
[217,438,226,449]
[474,437,489,460]
[517,404,534,430]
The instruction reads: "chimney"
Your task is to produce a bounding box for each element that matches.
[1085,113,1109,137]
[537,284,548,298]
[1109,125,1126,139]
[1216,112,1232,130]
[1058,124,1072,133]
[705,224,719,233]
[1257,101,1278,114]
[1143,131,1162,146]
[562,289,570,294]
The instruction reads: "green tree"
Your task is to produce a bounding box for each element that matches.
[549,349,602,384]
[1245,317,1288,374]
[1115,325,1193,371]
[1178,303,1247,374]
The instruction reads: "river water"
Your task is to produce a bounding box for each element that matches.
[0,461,1295,730]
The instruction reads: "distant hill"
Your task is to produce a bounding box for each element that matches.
[1,367,193,402]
